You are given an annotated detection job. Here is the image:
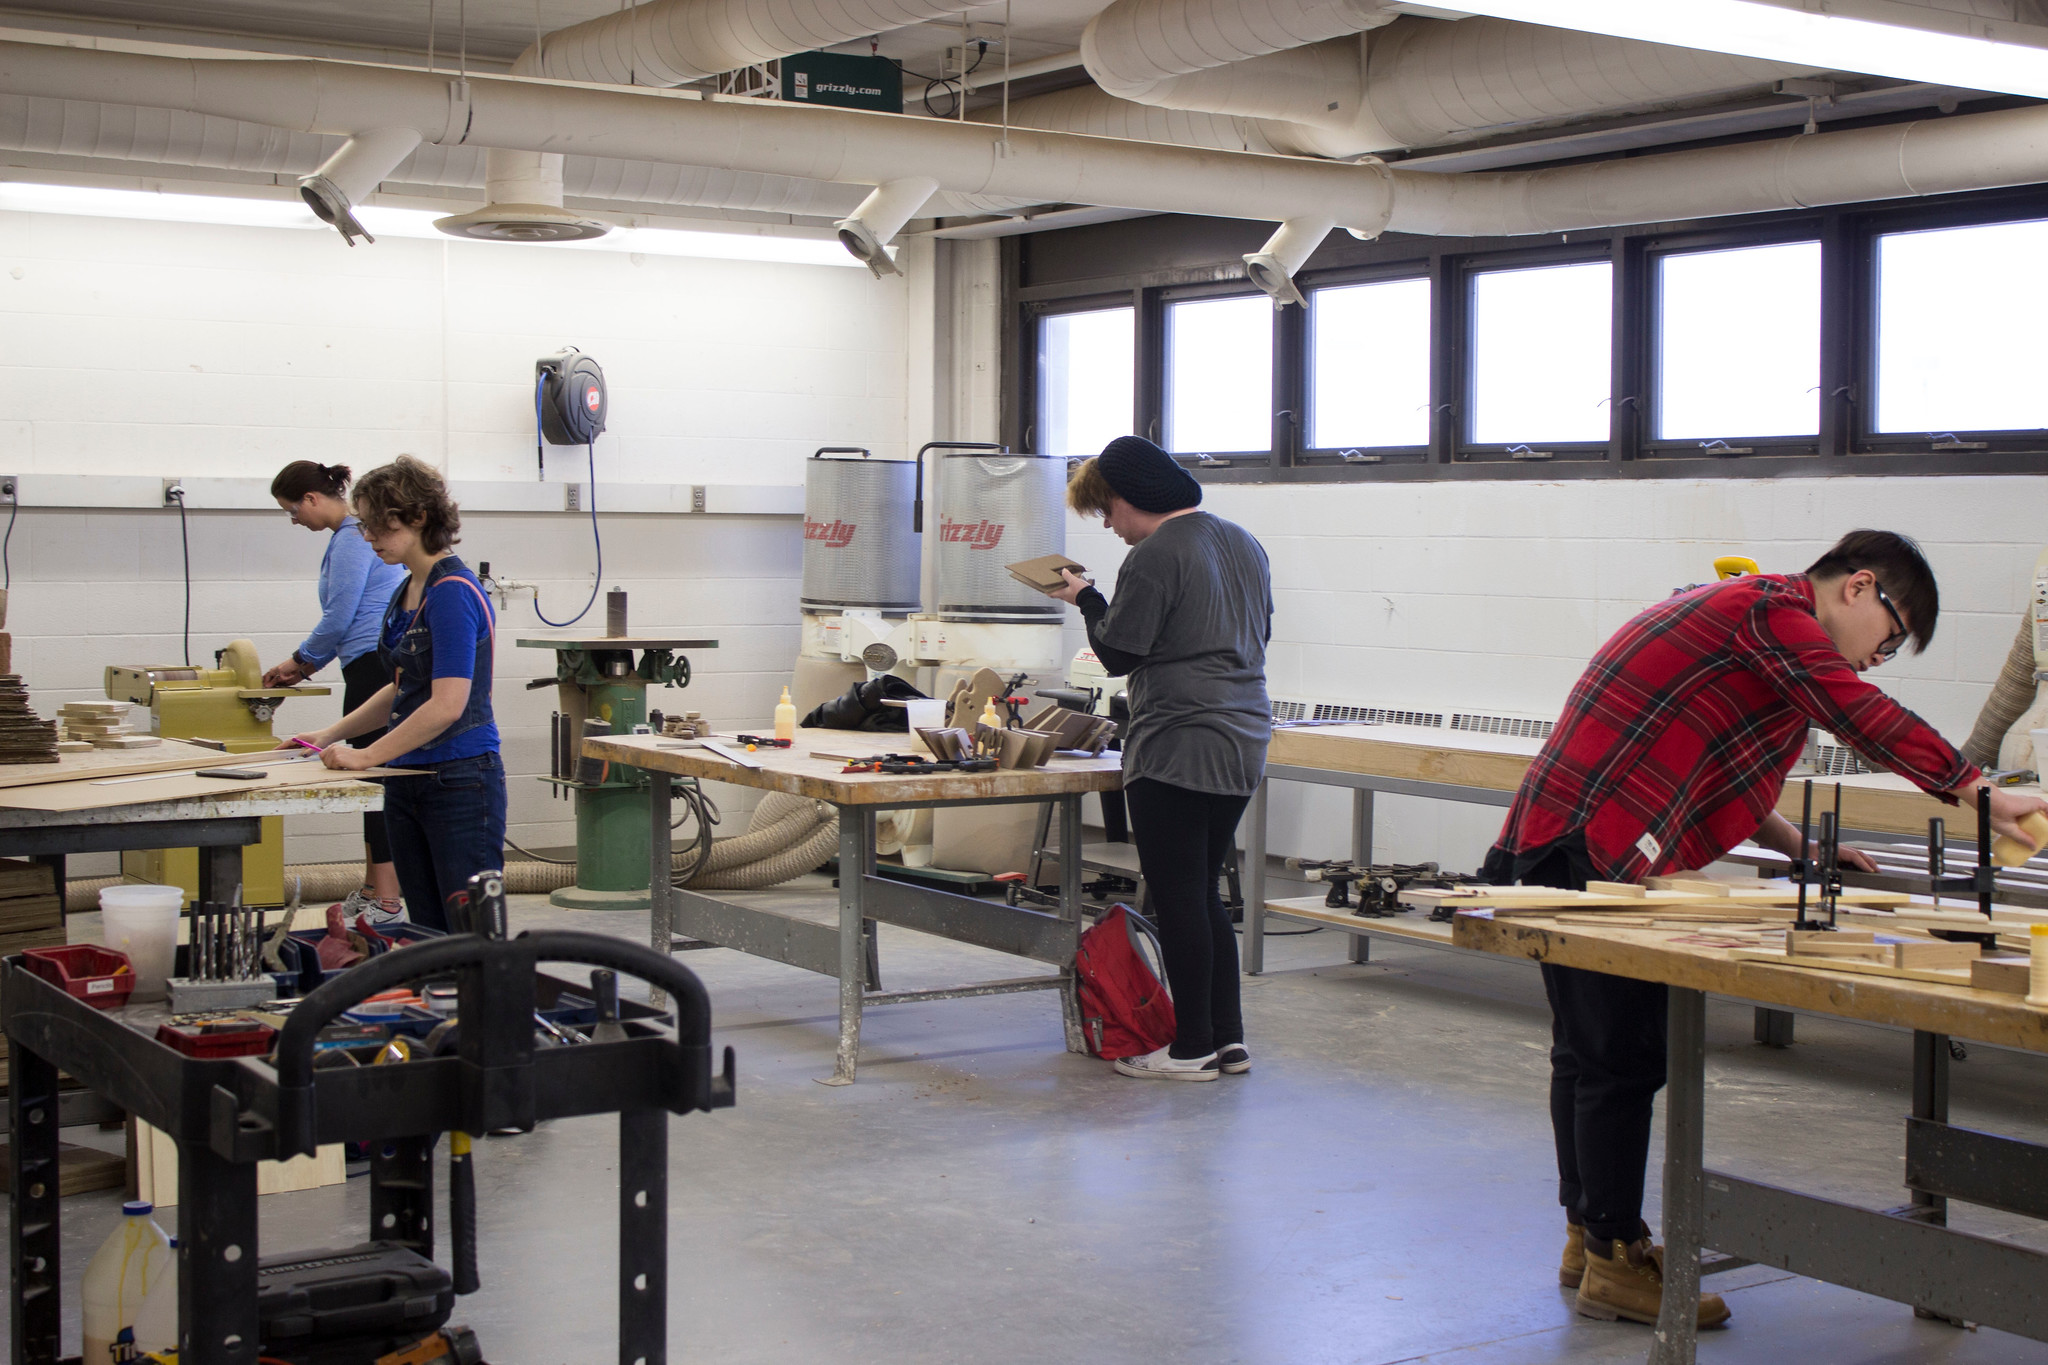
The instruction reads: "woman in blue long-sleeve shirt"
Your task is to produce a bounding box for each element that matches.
[265,461,410,923]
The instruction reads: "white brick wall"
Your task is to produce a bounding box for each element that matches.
[0,207,901,865]
[1065,475,2048,874]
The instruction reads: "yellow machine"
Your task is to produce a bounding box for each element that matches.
[106,640,330,906]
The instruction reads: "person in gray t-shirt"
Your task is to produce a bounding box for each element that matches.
[1047,436,1273,1083]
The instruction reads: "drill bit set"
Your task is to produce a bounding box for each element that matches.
[167,885,284,1013]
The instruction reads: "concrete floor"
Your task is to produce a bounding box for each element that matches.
[24,876,2048,1364]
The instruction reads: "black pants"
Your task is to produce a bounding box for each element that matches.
[1508,840,1667,1248]
[1125,778,1250,1059]
[341,652,393,866]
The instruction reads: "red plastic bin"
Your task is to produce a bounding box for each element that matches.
[20,945,135,1010]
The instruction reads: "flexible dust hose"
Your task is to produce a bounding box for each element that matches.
[688,815,841,890]
[691,794,833,875]
[1964,613,2037,771]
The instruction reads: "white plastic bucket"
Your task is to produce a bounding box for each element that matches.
[99,885,183,1003]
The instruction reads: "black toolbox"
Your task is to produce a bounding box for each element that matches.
[257,1241,454,1365]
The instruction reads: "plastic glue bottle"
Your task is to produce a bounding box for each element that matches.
[131,1236,179,1356]
[81,1201,172,1363]
[774,686,797,742]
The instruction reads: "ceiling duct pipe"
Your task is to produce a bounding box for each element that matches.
[11,43,2048,246]
[1082,0,1816,159]
[835,175,938,275]
[1243,212,1338,305]
[438,0,983,244]
[297,126,420,244]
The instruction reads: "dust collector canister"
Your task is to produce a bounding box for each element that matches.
[800,449,921,614]
[935,452,1067,622]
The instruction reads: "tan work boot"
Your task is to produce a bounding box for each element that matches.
[1560,1222,1586,1288]
[1575,1237,1731,1329]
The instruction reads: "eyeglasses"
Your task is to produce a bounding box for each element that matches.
[1874,581,1909,660]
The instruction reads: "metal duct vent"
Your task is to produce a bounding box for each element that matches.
[1271,698,1560,737]
[433,203,609,242]
[1451,713,1554,740]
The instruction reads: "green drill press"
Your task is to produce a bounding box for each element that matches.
[518,631,718,910]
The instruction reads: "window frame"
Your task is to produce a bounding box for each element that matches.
[1003,184,2048,484]
[1454,244,1618,467]
[1852,200,2048,458]
[1019,291,1139,460]
[1155,280,1284,470]
[1298,261,1435,469]
[1636,222,1827,462]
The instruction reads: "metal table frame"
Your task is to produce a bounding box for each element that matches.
[645,772,1088,1084]
[1654,992,2048,1362]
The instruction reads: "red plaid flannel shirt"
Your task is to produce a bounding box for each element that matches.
[1494,573,1977,881]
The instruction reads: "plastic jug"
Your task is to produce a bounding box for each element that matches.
[773,686,796,742]
[81,1201,172,1363]
[131,1237,178,1355]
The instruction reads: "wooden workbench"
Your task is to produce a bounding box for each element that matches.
[1453,908,2048,1361]
[585,729,1123,1083]
[1245,721,2046,973]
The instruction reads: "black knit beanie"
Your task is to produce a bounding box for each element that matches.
[1096,435,1203,513]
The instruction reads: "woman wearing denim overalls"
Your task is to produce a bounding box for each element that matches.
[287,455,504,933]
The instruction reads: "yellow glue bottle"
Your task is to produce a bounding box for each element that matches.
[773,686,797,743]
[2029,925,2048,1008]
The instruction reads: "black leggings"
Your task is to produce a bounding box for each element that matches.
[341,652,393,866]
[1124,778,1251,1059]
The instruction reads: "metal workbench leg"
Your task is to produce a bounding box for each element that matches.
[619,1106,668,1365]
[1753,1007,1795,1047]
[1244,778,1269,975]
[1909,1029,1963,1326]
[177,1139,259,1365]
[648,771,672,1010]
[197,842,241,907]
[823,807,870,1085]
[10,1043,60,1365]
[1348,790,1374,965]
[1057,794,1087,1053]
[1650,986,1706,1365]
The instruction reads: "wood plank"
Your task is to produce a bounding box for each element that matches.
[1453,913,2048,1049]
[0,759,409,813]
[1729,948,1975,986]
[585,729,1121,806]
[0,740,258,792]
[1585,880,1648,897]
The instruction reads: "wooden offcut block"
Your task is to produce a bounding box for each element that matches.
[130,1118,346,1205]
[0,1141,124,1197]
[1972,955,2031,995]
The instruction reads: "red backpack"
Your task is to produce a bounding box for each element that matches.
[1075,905,1175,1060]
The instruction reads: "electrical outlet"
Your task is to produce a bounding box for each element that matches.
[691,485,706,513]
[0,477,16,504]
[564,482,582,512]
[162,478,185,505]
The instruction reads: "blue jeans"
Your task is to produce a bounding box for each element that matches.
[381,752,507,932]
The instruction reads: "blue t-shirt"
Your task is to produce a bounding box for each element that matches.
[381,562,499,765]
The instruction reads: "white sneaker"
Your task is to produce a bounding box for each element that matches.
[1218,1043,1252,1075]
[340,888,407,928]
[1113,1045,1219,1081]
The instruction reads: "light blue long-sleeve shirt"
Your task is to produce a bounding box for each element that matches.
[296,516,408,670]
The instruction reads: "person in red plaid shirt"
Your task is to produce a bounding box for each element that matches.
[1483,529,2048,1330]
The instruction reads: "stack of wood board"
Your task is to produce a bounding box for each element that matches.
[57,701,156,750]
[0,857,64,1090]
[0,676,57,764]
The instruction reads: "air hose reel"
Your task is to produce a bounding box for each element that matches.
[535,347,608,478]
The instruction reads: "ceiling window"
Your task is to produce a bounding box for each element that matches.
[1309,277,1432,450]
[1874,218,2048,435]
[1656,241,1821,442]
[1166,294,1273,454]
[1468,261,1612,446]
[1037,307,1134,457]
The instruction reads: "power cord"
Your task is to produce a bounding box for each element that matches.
[167,484,191,666]
[532,373,603,628]
[1,478,17,590]
[905,40,985,118]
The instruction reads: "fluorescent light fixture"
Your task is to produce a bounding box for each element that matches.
[0,181,324,229]
[0,182,862,267]
[1453,0,2048,99]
